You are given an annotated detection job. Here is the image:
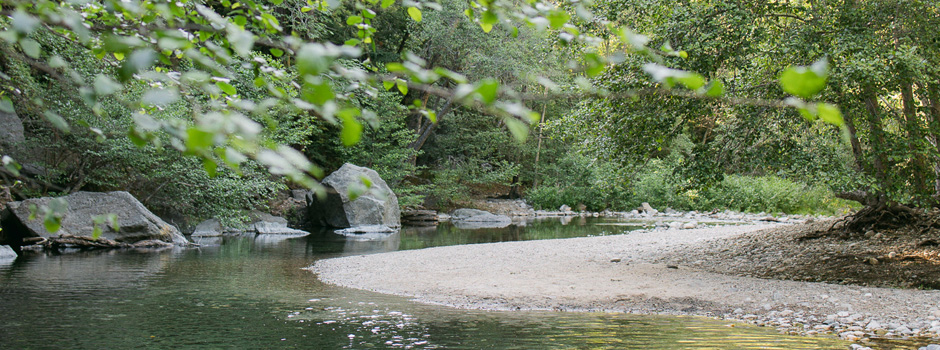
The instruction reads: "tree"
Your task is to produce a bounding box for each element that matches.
[0,0,844,229]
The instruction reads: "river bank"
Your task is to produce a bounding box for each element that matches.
[311,221,940,347]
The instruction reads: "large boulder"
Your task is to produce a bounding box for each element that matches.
[308,163,400,228]
[450,208,512,229]
[0,191,188,247]
[0,109,24,148]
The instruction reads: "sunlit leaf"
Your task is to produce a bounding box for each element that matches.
[779,58,828,99]
[547,10,570,29]
[216,81,237,95]
[476,79,499,104]
[339,112,363,146]
[817,103,843,126]
[705,81,724,97]
[407,7,422,22]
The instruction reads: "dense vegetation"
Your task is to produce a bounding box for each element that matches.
[0,0,936,228]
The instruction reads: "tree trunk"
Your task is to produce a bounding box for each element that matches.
[862,90,889,185]
[533,97,547,189]
[923,82,940,204]
[901,82,928,198]
[837,90,866,171]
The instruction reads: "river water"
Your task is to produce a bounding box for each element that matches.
[0,218,861,349]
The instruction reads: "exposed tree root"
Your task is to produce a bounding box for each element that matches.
[830,198,940,237]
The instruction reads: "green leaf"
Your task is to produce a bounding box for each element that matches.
[186,127,215,151]
[141,88,179,106]
[11,10,40,34]
[44,216,62,233]
[203,158,218,176]
[383,81,395,91]
[94,75,123,96]
[407,7,422,22]
[302,80,334,105]
[677,73,705,90]
[2,155,21,176]
[705,80,724,97]
[19,38,41,58]
[480,11,498,33]
[0,97,14,113]
[118,49,156,82]
[270,48,284,57]
[296,44,332,76]
[344,39,361,46]
[339,113,363,146]
[347,182,367,201]
[216,81,237,95]
[43,198,68,233]
[779,59,829,98]
[346,16,363,25]
[381,0,395,9]
[43,111,70,133]
[504,117,528,142]
[396,80,408,95]
[475,79,499,104]
[817,103,843,126]
[547,10,570,29]
[227,27,255,57]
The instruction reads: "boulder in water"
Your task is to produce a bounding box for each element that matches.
[307,163,400,228]
[0,191,188,248]
[451,208,512,229]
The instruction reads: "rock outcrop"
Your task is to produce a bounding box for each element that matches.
[0,109,24,148]
[191,213,308,237]
[308,163,400,229]
[450,208,512,229]
[0,191,188,249]
[401,209,438,226]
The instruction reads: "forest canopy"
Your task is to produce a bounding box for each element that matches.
[0,0,937,227]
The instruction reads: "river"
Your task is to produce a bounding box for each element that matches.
[0,218,862,349]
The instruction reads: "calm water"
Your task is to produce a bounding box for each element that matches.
[0,218,871,349]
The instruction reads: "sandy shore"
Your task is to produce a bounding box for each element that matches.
[311,224,940,342]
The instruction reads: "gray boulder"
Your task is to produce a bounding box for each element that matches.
[251,213,308,235]
[0,109,24,148]
[0,244,17,259]
[0,191,188,246]
[192,214,308,236]
[451,208,512,229]
[308,163,400,228]
[334,225,396,235]
[191,219,223,237]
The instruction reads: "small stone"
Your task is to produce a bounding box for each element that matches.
[867,257,879,265]
[610,258,621,263]
[666,265,679,269]
[888,251,897,259]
